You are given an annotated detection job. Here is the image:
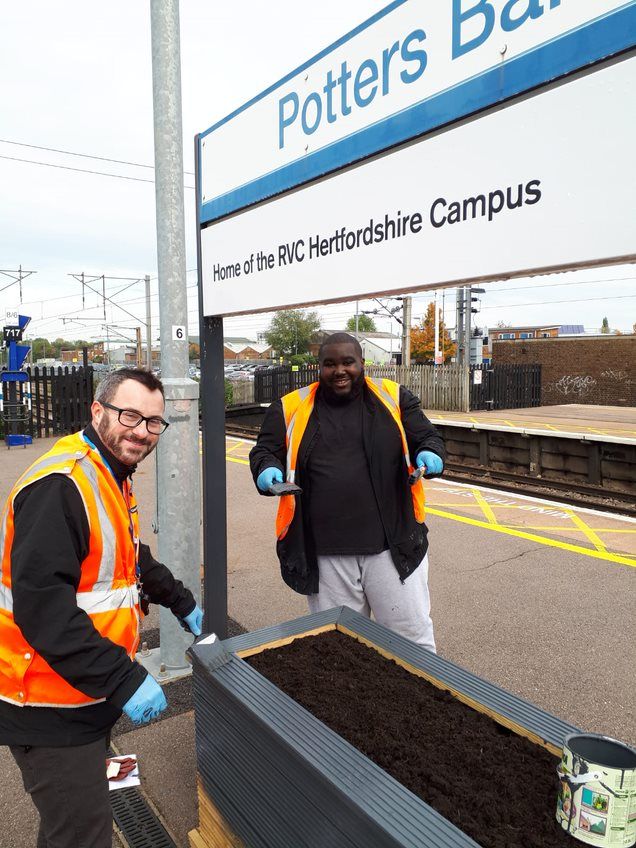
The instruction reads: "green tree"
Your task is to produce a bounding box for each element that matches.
[600,316,610,334]
[345,313,377,333]
[264,309,321,356]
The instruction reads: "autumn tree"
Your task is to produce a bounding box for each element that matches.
[410,302,455,363]
[345,313,377,333]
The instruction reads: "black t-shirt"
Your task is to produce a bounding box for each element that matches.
[306,392,387,555]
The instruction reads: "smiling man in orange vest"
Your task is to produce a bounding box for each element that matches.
[0,367,202,848]
[250,333,444,650]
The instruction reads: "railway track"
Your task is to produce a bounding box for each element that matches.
[225,417,636,518]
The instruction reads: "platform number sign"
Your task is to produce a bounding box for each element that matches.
[172,325,186,341]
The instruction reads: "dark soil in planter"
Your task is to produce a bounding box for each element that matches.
[247,631,568,848]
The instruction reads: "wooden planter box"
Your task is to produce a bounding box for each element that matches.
[188,607,579,848]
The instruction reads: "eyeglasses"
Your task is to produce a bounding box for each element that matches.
[101,402,169,435]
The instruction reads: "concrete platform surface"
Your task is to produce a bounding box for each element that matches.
[1,435,634,847]
[426,403,636,441]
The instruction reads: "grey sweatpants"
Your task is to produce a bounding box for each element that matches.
[307,550,436,652]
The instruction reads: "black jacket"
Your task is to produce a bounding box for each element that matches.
[249,382,445,595]
[0,426,195,746]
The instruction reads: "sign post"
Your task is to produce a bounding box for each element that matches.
[195,1,636,635]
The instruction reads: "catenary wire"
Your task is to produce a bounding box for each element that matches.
[0,138,195,175]
[0,154,195,188]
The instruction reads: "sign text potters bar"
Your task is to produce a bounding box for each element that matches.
[198,0,634,223]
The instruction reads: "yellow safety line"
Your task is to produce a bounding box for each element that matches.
[563,509,607,552]
[503,420,517,428]
[471,488,498,524]
[469,416,479,424]
[425,507,636,568]
[499,526,636,534]
[226,456,250,465]
[225,440,245,454]
[543,423,560,431]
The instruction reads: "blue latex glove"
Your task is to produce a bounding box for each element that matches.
[122,675,167,725]
[416,450,443,476]
[182,604,203,636]
[257,466,283,492]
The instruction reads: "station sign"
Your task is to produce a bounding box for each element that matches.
[4,308,19,327]
[198,0,634,224]
[201,57,636,317]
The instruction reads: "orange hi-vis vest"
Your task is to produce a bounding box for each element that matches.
[0,431,142,708]
[276,378,426,541]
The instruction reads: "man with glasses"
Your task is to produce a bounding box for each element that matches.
[0,367,202,848]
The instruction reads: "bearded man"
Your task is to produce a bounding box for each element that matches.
[0,367,202,848]
[250,333,444,650]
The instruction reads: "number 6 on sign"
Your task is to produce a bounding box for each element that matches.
[172,325,186,341]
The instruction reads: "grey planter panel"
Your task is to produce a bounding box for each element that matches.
[191,606,576,847]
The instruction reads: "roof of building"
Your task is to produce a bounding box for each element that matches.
[224,341,271,354]
[361,335,402,353]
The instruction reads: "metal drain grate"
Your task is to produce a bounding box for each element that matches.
[110,785,177,848]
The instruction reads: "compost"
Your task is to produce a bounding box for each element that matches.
[247,631,568,848]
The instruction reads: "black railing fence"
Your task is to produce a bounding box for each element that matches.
[469,364,541,410]
[28,366,94,437]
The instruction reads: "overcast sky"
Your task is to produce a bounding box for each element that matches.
[1,1,634,347]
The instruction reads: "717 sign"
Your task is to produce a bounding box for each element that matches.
[3,326,24,342]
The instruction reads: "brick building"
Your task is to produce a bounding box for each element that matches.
[492,335,636,406]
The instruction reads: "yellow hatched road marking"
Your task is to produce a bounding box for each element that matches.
[471,488,498,524]
[501,526,636,534]
[426,507,636,568]
[226,456,250,465]
[563,509,607,552]
[225,440,245,454]
[222,452,636,564]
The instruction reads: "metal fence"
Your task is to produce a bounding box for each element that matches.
[28,366,94,437]
[254,362,541,412]
[254,364,469,410]
[470,364,541,410]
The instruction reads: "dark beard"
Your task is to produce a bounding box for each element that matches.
[320,372,365,405]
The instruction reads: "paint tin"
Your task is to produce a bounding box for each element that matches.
[557,733,636,846]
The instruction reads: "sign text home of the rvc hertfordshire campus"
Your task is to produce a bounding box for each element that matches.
[198,0,634,224]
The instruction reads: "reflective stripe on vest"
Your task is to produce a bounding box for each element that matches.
[275,378,426,540]
[0,431,141,707]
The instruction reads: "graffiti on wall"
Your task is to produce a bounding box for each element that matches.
[546,375,597,397]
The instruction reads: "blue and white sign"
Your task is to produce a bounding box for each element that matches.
[201,57,636,317]
[198,0,635,224]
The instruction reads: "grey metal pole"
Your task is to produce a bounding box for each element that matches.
[150,0,201,670]
[455,287,465,366]
[145,274,152,370]
[402,296,412,366]
[466,286,472,365]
